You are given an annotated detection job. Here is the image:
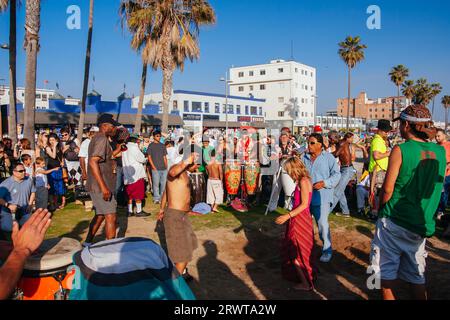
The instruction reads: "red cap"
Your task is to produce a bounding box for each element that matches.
[313,125,323,133]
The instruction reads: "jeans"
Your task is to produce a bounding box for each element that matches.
[311,202,332,254]
[151,170,168,202]
[331,166,356,215]
[356,186,369,210]
[0,209,31,232]
[115,166,125,205]
[439,176,450,212]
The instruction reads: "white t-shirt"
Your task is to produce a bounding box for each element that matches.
[35,168,48,188]
[78,138,91,169]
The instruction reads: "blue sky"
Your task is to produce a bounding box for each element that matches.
[0,0,449,120]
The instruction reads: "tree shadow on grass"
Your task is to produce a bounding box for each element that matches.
[61,220,90,242]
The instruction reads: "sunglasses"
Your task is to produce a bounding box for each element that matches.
[15,169,26,173]
[308,141,318,145]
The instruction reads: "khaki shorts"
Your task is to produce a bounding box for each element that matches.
[90,192,117,216]
[207,179,224,205]
[163,208,198,263]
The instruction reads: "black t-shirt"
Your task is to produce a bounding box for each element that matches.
[110,141,123,167]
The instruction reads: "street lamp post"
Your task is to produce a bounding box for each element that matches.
[312,94,318,127]
[220,72,233,135]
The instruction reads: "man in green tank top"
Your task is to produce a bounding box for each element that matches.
[370,105,446,300]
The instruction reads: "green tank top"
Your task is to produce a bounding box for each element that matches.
[379,140,446,237]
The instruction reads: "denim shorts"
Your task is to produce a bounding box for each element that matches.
[370,217,427,285]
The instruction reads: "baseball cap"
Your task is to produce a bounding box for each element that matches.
[377,119,393,132]
[89,126,99,132]
[313,125,323,133]
[97,113,120,127]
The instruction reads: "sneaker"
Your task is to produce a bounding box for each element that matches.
[320,252,332,263]
[127,212,135,217]
[135,212,151,218]
[335,212,350,218]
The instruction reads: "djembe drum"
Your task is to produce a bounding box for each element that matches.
[224,160,241,196]
[244,161,260,196]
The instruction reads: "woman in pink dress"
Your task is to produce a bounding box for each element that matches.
[275,156,316,291]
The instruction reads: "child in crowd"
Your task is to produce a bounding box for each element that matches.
[21,154,33,177]
[34,157,61,210]
[206,150,223,213]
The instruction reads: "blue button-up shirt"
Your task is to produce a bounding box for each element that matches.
[302,151,341,206]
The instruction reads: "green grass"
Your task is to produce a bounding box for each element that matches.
[45,192,377,241]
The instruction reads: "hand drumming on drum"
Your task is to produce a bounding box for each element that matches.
[0,209,52,300]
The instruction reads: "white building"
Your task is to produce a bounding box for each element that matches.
[0,86,58,109]
[316,115,366,131]
[229,59,317,132]
[132,89,267,132]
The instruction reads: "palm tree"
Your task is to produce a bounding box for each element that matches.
[122,0,216,133]
[443,96,450,132]
[8,0,18,145]
[338,36,367,130]
[430,83,442,120]
[413,78,433,106]
[77,0,95,143]
[119,0,151,134]
[389,65,409,119]
[0,0,18,145]
[402,80,415,101]
[23,0,40,148]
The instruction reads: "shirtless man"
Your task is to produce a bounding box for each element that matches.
[158,145,201,280]
[331,132,357,218]
[206,150,224,212]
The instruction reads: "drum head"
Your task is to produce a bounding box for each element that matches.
[24,238,82,272]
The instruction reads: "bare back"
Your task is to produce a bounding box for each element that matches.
[336,141,352,166]
[206,161,222,180]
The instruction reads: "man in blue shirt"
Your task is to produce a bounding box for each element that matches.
[302,133,341,263]
[0,163,36,233]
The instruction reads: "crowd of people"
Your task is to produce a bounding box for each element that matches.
[0,103,449,300]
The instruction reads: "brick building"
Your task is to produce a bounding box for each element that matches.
[337,92,410,121]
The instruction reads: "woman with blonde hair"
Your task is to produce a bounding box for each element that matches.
[275,156,316,291]
[35,133,49,166]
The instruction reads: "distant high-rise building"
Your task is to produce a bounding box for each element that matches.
[229,59,317,131]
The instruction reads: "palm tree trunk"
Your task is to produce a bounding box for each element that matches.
[8,0,17,145]
[134,61,148,134]
[24,0,41,149]
[446,106,449,132]
[432,98,435,121]
[346,67,351,130]
[161,66,173,134]
[77,0,94,143]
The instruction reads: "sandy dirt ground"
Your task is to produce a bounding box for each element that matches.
[85,212,450,300]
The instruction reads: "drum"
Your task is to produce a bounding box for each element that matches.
[244,161,260,195]
[189,172,206,206]
[224,160,241,195]
[16,237,82,300]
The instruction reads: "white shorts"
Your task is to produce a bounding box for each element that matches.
[370,217,427,285]
[207,179,224,205]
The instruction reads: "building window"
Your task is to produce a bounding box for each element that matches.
[173,101,178,110]
[249,71,254,76]
[238,86,244,92]
[301,98,305,103]
[305,85,308,90]
[204,102,210,113]
[251,106,258,115]
[184,101,189,112]
[245,105,249,115]
[222,104,227,114]
[278,68,284,73]
[0,89,5,96]
[192,101,202,112]
[301,112,304,117]
[311,72,314,77]
[228,104,234,114]
[260,84,266,90]
[295,68,298,73]
[305,98,308,104]
[36,94,41,99]
[278,111,284,117]
[236,105,241,114]
[259,107,262,116]
[301,70,304,75]
[249,85,254,91]
[278,97,284,103]
[238,72,244,78]
[260,70,266,75]
[215,103,220,114]
[295,111,299,117]
[311,86,314,91]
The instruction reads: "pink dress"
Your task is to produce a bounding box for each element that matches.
[281,184,315,286]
